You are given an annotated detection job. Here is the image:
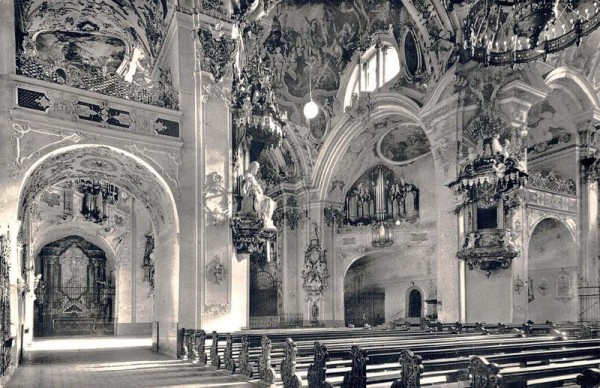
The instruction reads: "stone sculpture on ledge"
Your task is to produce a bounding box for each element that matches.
[241,162,276,230]
[231,161,277,255]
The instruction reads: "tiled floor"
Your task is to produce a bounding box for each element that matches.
[6,336,256,388]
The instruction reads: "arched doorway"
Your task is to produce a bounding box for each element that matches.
[528,218,577,323]
[34,236,115,337]
[249,251,280,327]
[18,145,179,355]
[407,289,422,318]
[344,258,385,327]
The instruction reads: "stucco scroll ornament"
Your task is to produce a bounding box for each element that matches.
[206,254,229,285]
[514,276,524,294]
[301,224,330,298]
[197,29,236,83]
[203,303,231,315]
[204,172,231,227]
[6,122,81,178]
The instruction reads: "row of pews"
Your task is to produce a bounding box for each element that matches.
[178,321,600,387]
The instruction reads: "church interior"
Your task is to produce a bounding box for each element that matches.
[1,0,600,386]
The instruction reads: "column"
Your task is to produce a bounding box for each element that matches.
[423,108,462,323]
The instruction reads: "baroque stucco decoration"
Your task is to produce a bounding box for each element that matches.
[204,172,230,227]
[18,146,177,239]
[301,225,329,299]
[197,28,236,83]
[203,303,231,315]
[15,0,177,108]
[206,254,229,285]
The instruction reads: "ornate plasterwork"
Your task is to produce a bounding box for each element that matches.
[273,196,305,230]
[6,121,82,178]
[197,29,236,83]
[123,142,182,198]
[203,303,231,315]
[528,170,576,195]
[206,255,229,285]
[16,0,168,68]
[19,146,177,238]
[204,172,230,226]
[301,225,329,299]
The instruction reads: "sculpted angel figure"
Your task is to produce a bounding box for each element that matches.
[242,161,277,230]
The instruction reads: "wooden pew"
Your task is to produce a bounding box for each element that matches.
[469,355,600,387]
[310,337,600,387]
[577,368,600,388]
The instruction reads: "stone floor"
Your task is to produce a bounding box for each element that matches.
[6,336,256,388]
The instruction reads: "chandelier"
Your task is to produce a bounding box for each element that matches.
[462,0,600,66]
[372,223,393,248]
[232,53,287,149]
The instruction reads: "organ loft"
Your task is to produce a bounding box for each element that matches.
[0,0,600,387]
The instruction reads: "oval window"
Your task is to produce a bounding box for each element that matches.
[404,30,419,77]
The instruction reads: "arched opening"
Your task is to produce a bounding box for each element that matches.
[407,289,422,318]
[528,218,577,323]
[248,250,280,328]
[18,145,179,355]
[34,236,115,337]
[344,257,385,327]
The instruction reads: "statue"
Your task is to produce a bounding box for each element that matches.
[242,161,277,230]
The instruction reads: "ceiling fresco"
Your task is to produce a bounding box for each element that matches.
[261,0,404,121]
[35,32,127,74]
[16,0,169,79]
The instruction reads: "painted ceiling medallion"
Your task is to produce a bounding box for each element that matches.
[376,123,431,165]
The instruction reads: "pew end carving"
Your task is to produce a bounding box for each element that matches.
[210,331,221,369]
[281,338,303,388]
[307,342,333,388]
[469,356,502,388]
[257,335,275,384]
[391,349,423,388]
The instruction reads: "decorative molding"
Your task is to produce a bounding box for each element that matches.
[203,303,230,315]
[6,121,81,178]
[457,229,519,277]
[301,225,329,301]
[204,172,230,226]
[206,255,229,285]
[197,29,236,83]
[528,170,576,195]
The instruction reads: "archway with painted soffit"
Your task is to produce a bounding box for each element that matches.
[17,144,180,356]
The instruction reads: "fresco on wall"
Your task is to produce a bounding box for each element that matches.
[35,32,126,74]
[377,125,431,164]
[527,99,576,155]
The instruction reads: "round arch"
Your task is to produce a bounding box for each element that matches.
[17,144,180,355]
[545,67,600,111]
[313,93,429,201]
[527,217,578,323]
[405,286,425,318]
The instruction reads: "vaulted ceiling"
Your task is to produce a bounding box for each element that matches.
[15,0,169,81]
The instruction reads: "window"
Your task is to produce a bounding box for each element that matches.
[346,43,400,108]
